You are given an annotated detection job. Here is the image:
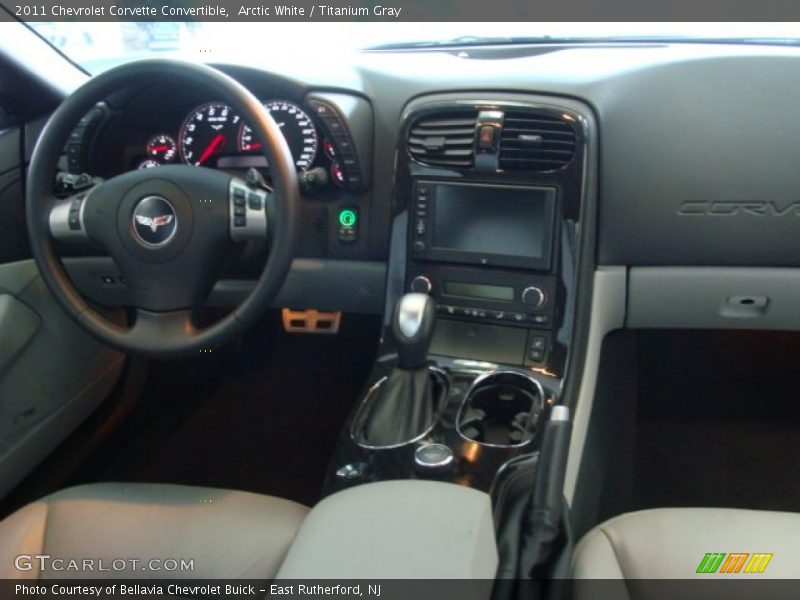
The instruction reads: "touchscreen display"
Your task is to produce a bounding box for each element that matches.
[431,184,555,260]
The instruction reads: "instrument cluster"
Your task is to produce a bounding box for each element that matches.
[130,99,341,185]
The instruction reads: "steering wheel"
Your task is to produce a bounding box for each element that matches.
[26,60,299,357]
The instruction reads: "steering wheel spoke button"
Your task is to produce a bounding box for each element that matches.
[68,196,83,230]
[247,192,262,210]
[229,179,267,241]
[414,443,455,475]
[50,192,89,240]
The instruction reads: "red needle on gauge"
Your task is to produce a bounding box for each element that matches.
[196,134,224,165]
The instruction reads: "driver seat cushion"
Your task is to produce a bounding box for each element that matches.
[0,482,308,579]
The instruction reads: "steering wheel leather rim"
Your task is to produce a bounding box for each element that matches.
[26,59,299,356]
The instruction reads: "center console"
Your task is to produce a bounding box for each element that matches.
[324,92,595,498]
[408,181,558,364]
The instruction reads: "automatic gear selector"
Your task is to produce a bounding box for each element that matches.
[353,294,444,448]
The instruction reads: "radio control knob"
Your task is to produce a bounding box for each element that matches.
[410,275,432,294]
[522,286,546,308]
[412,240,426,254]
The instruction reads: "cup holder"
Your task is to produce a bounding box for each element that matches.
[457,371,544,447]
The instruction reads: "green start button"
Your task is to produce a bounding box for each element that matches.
[339,209,358,228]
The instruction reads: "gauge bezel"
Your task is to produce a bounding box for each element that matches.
[146,133,177,163]
[238,99,319,172]
[178,101,241,166]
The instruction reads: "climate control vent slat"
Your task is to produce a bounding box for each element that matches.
[501,147,575,157]
[502,118,573,129]
[407,144,474,155]
[408,136,475,146]
[499,111,577,172]
[413,118,477,128]
[502,129,575,140]
[408,110,478,168]
[409,128,475,137]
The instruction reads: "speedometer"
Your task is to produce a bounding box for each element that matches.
[239,101,318,171]
[178,102,241,167]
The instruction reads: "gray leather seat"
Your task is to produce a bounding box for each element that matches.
[0,483,308,579]
[277,480,498,579]
[573,507,800,579]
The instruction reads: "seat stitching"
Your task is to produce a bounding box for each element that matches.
[598,526,633,600]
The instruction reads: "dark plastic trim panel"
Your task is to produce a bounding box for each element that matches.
[61,257,387,315]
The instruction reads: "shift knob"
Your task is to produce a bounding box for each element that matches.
[392,293,436,370]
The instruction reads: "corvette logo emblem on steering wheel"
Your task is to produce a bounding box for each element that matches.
[135,214,174,233]
[131,196,178,247]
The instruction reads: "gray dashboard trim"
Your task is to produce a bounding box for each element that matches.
[627,267,800,330]
[564,267,626,504]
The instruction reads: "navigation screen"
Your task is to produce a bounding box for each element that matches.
[432,184,555,261]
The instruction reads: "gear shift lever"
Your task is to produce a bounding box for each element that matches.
[358,293,438,447]
[393,293,436,370]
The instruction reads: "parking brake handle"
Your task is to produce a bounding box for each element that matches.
[520,405,572,577]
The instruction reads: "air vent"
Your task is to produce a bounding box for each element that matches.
[408,110,478,167]
[499,111,577,172]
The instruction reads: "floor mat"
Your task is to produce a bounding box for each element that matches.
[634,419,800,512]
[632,330,800,513]
[65,312,381,507]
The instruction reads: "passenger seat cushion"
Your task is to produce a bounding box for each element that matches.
[0,483,308,579]
[573,507,800,579]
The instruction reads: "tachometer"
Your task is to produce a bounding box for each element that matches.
[146,134,176,162]
[238,101,318,171]
[178,102,241,167]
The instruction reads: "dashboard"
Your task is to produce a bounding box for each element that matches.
[48,43,800,332]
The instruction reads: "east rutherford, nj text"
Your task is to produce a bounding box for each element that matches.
[271,584,381,596]
[238,5,402,17]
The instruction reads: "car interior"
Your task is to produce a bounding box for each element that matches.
[1,18,800,592]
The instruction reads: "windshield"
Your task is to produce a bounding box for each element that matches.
[28,22,800,75]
